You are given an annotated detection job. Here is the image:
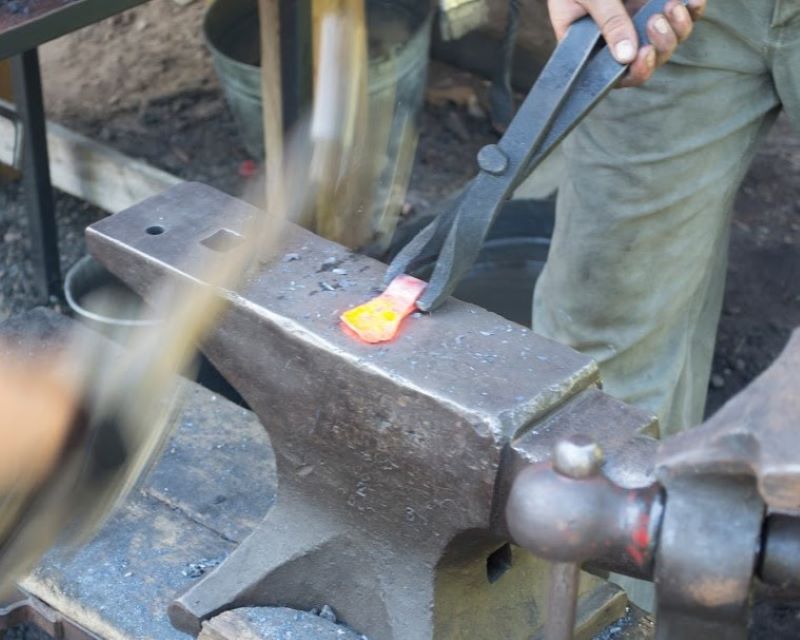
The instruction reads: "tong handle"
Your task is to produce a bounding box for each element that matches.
[391,0,689,312]
[507,0,690,186]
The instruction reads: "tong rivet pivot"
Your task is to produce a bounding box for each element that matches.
[477,144,509,175]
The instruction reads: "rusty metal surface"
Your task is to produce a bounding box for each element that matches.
[499,387,660,564]
[657,330,800,512]
[83,182,654,640]
[0,0,148,59]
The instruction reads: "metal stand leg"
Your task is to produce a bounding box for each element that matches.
[11,48,61,301]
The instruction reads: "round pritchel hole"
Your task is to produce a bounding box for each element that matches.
[146,225,165,236]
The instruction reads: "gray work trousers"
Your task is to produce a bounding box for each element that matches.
[533,0,800,439]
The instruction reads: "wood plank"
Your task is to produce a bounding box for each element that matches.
[0,99,181,212]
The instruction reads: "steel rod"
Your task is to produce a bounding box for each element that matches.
[545,562,580,640]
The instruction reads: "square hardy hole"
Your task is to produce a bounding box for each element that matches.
[486,543,513,584]
[201,228,245,253]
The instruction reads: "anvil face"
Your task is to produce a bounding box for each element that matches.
[86,183,648,640]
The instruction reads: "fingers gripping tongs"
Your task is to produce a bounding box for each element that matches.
[387,0,684,311]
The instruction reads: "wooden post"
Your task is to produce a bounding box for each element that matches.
[0,60,18,180]
[258,0,285,218]
[310,0,371,247]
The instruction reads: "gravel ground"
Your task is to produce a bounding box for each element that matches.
[0,182,102,321]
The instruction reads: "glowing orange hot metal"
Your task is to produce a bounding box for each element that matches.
[341,275,427,343]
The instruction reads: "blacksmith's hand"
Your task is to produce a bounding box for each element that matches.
[548,0,706,87]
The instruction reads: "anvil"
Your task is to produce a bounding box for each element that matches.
[86,183,657,640]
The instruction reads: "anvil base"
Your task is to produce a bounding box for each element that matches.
[169,504,626,639]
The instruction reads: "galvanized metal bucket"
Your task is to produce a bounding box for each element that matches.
[204,0,433,248]
[203,0,265,159]
[64,255,158,335]
[391,199,555,326]
[64,255,247,406]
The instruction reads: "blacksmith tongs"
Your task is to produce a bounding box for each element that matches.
[386,0,685,311]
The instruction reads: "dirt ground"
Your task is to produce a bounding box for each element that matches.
[0,0,797,637]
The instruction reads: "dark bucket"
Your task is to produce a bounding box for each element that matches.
[390,199,555,326]
[64,255,247,407]
[64,255,158,334]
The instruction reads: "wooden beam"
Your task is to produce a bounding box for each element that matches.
[0,99,181,213]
